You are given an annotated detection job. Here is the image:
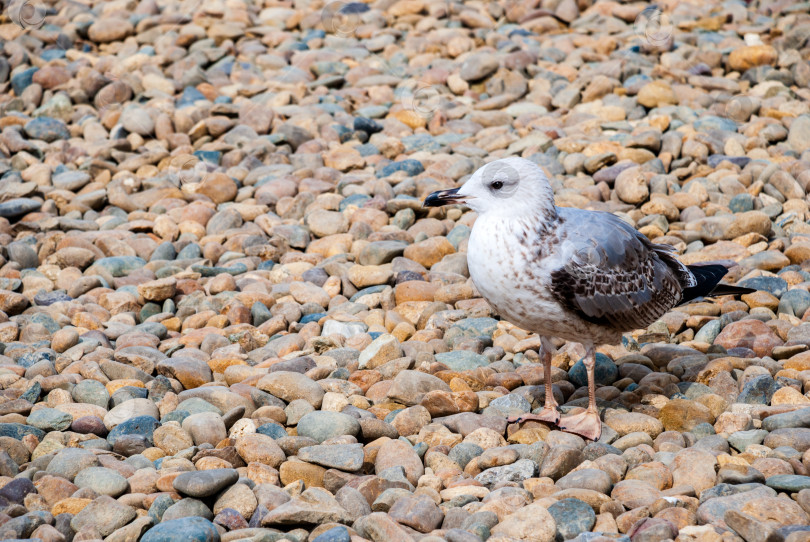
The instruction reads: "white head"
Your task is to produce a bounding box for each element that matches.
[424,157,557,222]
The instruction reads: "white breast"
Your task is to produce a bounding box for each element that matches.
[466,214,616,343]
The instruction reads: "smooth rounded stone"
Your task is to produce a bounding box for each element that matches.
[162,498,214,522]
[235,433,286,467]
[728,430,768,452]
[484,394,532,417]
[765,474,810,492]
[173,468,238,498]
[764,428,810,452]
[7,242,38,268]
[141,516,219,542]
[73,467,129,497]
[296,411,360,443]
[213,482,257,519]
[435,350,490,371]
[104,398,160,429]
[0,478,35,504]
[70,495,138,537]
[388,494,444,533]
[548,498,596,540]
[762,408,810,431]
[569,353,618,387]
[386,370,451,406]
[46,448,100,481]
[26,408,72,431]
[449,442,484,470]
[257,371,325,408]
[107,415,160,446]
[313,525,352,542]
[298,444,364,471]
[491,502,556,542]
[376,438,424,485]
[182,412,227,446]
[556,468,613,494]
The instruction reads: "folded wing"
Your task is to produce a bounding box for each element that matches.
[548,208,695,331]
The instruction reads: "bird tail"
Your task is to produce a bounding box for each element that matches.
[679,262,756,305]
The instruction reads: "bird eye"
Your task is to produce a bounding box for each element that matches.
[491,181,503,190]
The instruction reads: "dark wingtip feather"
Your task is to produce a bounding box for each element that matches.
[679,264,752,305]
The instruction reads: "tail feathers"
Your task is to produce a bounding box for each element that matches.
[679,264,755,305]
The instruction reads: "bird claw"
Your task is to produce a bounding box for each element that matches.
[558,410,602,441]
[506,408,561,426]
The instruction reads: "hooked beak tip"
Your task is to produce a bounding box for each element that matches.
[423,187,466,208]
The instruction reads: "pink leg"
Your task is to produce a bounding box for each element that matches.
[507,337,560,426]
[559,344,602,441]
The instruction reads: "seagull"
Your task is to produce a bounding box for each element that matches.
[424,157,754,440]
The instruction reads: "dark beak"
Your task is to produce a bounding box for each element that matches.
[423,188,467,207]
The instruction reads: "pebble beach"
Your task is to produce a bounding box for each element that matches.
[1,0,810,541]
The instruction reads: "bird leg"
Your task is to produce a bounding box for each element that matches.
[559,344,602,441]
[507,337,560,426]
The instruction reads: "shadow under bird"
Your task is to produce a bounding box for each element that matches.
[424,156,754,441]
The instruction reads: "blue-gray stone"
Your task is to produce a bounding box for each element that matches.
[193,150,220,164]
[676,382,713,400]
[256,423,288,439]
[694,319,722,343]
[0,423,45,440]
[354,117,382,134]
[402,134,440,153]
[141,517,219,542]
[148,494,175,523]
[694,115,738,133]
[728,429,768,452]
[690,422,716,439]
[355,105,388,118]
[176,398,221,416]
[548,498,596,541]
[251,302,273,327]
[177,87,209,108]
[107,416,160,445]
[0,198,42,219]
[151,242,177,261]
[377,159,424,178]
[569,353,618,387]
[11,67,38,96]
[737,276,788,298]
[444,318,499,343]
[728,193,755,213]
[20,382,40,403]
[93,256,147,277]
[73,379,110,408]
[297,411,360,443]
[448,442,483,469]
[571,535,629,542]
[177,243,201,259]
[33,291,72,305]
[24,117,70,142]
[26,408,72,431]
[484,394,531,418]
[313,526,351,542]
[708,155,751,169]
[447,225,471,249]
[190,263,247,277]
[780,289,810,318]
[766,474,810,492]
[763,408,810,431]
[435,351,489,371]
[738,375,781,405]
[350,285,388,303]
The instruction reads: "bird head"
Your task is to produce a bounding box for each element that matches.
[424,157,557,221]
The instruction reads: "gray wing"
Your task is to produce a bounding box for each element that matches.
[548,207,695,331]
